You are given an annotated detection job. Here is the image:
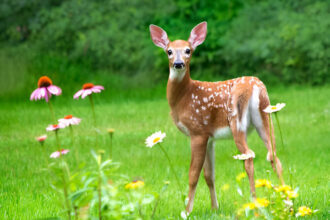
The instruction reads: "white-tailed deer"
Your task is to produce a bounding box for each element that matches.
[149,22,284,213]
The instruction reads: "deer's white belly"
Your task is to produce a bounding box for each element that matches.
[176,121,190,136]
[212,126,232,139]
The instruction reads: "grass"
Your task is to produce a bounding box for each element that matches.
[0,85,329,219]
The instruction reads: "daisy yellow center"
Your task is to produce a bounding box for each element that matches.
[153,137,160,143]
[53,124,58,128]
[83,83,94,89]
[64,115,73,119]
[271,106,277,110]
[38,76,53,88]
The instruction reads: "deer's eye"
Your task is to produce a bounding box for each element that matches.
[185,48,191,54]
[167,50,173,56]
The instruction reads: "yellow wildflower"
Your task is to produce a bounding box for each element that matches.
[275,184,292,193]
[255,179,272,188]
[243,202,256,210]
[107,128,115,133]
[221,184,230,191]
[298,206,312,216]
[125,180,144,189]
[255,198,270,208]
[236,172,247,182]
[286,190,298,199]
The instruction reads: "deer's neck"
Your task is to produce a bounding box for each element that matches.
[167,66,192,108]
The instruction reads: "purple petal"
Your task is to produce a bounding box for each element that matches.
[30,88,39,101]
[33,89,41,101]
[91,88,101,93]
[81,90,92,99]
[45,90,49,102]
[48,85,62,96]
[93,85,104,90]
[73,90,83,99]
[50,151,60,158]
[38,88,46,100]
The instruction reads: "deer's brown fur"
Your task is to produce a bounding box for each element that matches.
[150,22,284,213]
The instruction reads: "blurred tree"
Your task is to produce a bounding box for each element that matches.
[221,0,330,85]
[0,0,328,85]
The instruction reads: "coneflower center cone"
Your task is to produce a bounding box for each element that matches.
[38,76,53,88]
[83,83,94,89]
[64,115,73,119]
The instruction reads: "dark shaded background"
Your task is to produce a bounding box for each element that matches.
[0,0,329,100]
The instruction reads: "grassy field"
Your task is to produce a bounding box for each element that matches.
[0,86,329,219]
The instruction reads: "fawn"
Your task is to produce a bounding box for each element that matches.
[149,21,284,213]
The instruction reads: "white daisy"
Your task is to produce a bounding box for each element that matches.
[180,210,189,219]
[263,103,286,113]
[145,131,166,147]
[233,150,255,160]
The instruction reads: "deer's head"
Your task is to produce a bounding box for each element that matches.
[150,22,207,81]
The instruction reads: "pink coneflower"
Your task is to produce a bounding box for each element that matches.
[58,115,81,128]
[50,149,70,158]
[30,76,62,102]
[46,124,64,131]
[36,135,47,142]
[73,83,104,99]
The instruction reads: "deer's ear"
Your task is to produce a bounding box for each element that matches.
[188,22,207,50]
[149,25,169,50]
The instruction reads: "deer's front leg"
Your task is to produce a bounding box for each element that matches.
[186,135,208,213]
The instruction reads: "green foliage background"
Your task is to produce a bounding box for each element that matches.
[0,0,329,99]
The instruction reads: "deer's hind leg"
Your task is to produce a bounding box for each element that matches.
[230,91,256,196]
[251,86,284,184]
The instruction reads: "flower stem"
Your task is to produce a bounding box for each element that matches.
[70,125,79,162]
[268,114,278,176]
[61,160,71,220]
[109,133,113,159]
[97,156,102,220]
[89,94,99,148]
[69,125,74,145]
[89,94,96,128]
[55,130,61,151]
[274,113,285,149]
[158,143,185,204]
[48,100,56,124]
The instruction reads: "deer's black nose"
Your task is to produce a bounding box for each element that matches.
[174,62,185,69]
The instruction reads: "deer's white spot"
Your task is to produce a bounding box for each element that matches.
[201,106,206,110]
[203,97,208,103]
[196,109,199,113]
[208,88,212,91]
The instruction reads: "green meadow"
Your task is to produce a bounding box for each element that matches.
[1,85,329,219]
[1,0,329,218]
